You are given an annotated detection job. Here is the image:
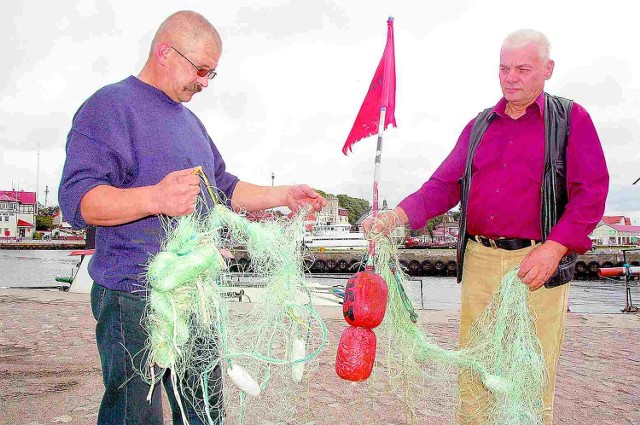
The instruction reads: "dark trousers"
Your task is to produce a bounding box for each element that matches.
[91,283,223,424]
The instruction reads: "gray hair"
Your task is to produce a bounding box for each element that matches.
[502,29,551,62]
[150,10,221,56]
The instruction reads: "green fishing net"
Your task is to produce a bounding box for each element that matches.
[368,234,546,424]
[141,204,328,424]
[140,196,546,424]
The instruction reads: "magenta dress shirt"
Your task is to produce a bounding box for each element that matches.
[398,93,609,254]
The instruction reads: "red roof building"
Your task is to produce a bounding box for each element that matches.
[0,190,37,240]
[591,216,640,246]
[602,215,632,226]
[0,190,36,205]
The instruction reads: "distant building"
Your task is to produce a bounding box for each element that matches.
[315,196,349,225]
[590,216,640,246]
[52,210,71,229]
[430,221,459,244]
[0,190,36,239]
[49,211,85,240]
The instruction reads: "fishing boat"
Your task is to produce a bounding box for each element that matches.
[302,223,368,249]
[55,249,94,293]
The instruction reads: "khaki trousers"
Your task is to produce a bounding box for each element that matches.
[458,239,570,425]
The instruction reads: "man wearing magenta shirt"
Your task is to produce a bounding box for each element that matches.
[365,29,608,423]
[59,11,325,425]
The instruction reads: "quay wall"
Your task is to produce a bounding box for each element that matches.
[233,248,640,279]
[2,241,638,279]
[0,241,85,250]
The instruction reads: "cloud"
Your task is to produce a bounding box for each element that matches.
[0,113,70,151]
[1,0,639,224]
[228,0,350,38]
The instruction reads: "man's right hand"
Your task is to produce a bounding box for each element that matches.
[362,207,409,237]
[153,168,202,216]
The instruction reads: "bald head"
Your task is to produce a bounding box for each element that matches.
[138,11,222,103]
[150,11,221,56]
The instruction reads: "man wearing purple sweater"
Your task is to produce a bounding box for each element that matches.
[59,11,325,424]
[365,30,608,423]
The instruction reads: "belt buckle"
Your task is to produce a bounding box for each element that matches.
[475,235,497,249]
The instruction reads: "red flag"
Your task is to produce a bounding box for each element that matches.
[342,18,396,155]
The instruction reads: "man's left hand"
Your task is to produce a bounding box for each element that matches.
[284,185,327,213]
[518,240,568,291]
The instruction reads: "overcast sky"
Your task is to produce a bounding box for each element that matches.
[2,0,639,223]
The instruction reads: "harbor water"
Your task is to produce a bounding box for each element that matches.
[0,249,637,314]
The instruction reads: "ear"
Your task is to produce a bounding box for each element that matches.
[545,59,555,80]
[155,43,172,66]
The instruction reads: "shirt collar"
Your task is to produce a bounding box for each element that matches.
[489,92,545,121]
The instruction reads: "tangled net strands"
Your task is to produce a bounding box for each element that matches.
[139,171,546,424]
[141,200,328,424]
[365,217,547,424]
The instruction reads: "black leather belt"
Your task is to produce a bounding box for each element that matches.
[468,234,539,250]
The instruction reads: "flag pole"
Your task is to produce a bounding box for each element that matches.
[367,17,394,267]
[340,16,395,266]
[367,107,386,264]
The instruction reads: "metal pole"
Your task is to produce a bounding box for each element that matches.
[36,144,40,215]
[367,107,386,264]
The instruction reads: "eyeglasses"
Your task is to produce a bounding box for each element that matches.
[171,46,217,80]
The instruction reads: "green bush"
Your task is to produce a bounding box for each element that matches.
[33,231,42,240]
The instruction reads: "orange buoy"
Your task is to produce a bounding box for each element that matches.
[342,270,388,329]
[335,326,377,381]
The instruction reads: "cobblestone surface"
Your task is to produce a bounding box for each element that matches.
[1,289,639,424]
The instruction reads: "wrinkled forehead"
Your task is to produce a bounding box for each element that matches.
[180,39,221,69]
[500,43,545,65]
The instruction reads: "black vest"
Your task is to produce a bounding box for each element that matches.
[455,93,576,287]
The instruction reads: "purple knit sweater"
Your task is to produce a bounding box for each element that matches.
[59,76,238,292]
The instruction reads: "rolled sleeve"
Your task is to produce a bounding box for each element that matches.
[58,129,135,229]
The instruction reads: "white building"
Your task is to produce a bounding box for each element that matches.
[52,211,72,229]
[590,216,640,246]
[0,190,36,239]
[315,196,349,225]
[0,194,19,239]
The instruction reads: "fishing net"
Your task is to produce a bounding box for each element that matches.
[363,224,547,425]
[139,175,546,424]
[140,202,328,424]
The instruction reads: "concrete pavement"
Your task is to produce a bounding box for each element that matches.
[1,289,638,424]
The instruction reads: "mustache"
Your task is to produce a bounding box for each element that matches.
[183,84,203,93]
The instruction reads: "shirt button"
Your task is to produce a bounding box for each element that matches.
[509,140,514,145]
[496,188,500,193]
[503,163,507,168]
[490,215,495,220]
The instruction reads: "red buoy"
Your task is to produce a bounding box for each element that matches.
[335,326,377,381]
[343,270,388,329]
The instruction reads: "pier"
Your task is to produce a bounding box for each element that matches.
[0,241,85,250]
[231,247,640,279]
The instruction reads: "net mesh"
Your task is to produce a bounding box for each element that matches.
[140,196,546,424]
[367,231,546,425]
[141,204,328,424]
